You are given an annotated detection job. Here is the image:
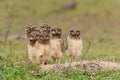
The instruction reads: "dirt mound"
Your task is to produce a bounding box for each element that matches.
[33,60,120,74]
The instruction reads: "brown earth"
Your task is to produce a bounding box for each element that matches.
[32,60,120,75]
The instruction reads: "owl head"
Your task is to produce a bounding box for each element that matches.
[38,32,50,44]
[69,27,80,39]
[25,24,36,37]
[28,30,40,44]
[51,26,62,38]
[40,24,51,34]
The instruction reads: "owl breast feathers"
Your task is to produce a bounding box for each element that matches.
[66,37,83,57]
[50,39,63,62]
[35,42,51,64]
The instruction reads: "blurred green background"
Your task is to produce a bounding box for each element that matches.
[0,0,120,61]
[0,0,120,80]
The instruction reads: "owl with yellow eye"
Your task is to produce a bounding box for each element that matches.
[27,30,40,63]
[36,32,51,65]
[50,26,64,63]
[66,27,83,62]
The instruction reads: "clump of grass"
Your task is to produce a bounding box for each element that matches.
[0,56,120,80]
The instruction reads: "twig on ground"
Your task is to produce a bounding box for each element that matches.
[81,41,91,62]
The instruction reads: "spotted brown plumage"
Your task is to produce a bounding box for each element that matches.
[40,24,51,34]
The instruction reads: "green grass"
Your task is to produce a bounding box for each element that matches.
[0,0,120,79]
[1,58,120,80]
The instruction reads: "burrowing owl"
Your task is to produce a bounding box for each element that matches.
[66,27,83,62]
[50,26,64,63]
[36,32,51,65]
[40,24,51,34]
[27,30,40,63]
[25,24,36,37]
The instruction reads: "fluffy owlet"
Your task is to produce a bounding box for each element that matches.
[25,24,36,37]
[66,27,83,62]
[40,24,51,34]
[50,26,64,63]
[36,32,51,65]
[27,30,40,63]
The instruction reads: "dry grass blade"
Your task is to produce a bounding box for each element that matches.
[81,41,91,62]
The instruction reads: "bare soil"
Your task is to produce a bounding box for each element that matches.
[33,60,120,74]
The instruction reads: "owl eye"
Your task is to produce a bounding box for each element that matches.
[76,31,80,35]
[46,35,50,39]
[35,34,39,39]
[58,31,60,34]
[42,30,47,33]
[29,35,34,39]
[41,26,45,30]
[47,26,50,29]
[70,30,74,34]
[58,30,61,34]
[52,30,55,34]
[40,55,43,58]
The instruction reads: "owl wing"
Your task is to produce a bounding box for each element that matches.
[60,39,64,53]
[64,37,68,50]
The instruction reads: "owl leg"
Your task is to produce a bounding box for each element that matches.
[68,57,72,63]
[55,59,58,64]
[53,58,61,64]
[39,55,46,65]
[71,56,75,62]
[57,59,60,64]
[67,51,72,63]
[45,59,48,65]
[75,56,79,62]
[41,61,45,65]
[28,53,32,62]
[40,60,47,65]
[56,58,62,64]
[31,55,37,63]
[56,52,63,64]
[52,56,56,63]
[68,53,75,63]
[52,56,61,64]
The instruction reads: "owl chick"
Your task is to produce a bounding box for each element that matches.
[36,32,51,65]
[66,27,83,62]
[40,24,51,34]
[25,24,36,37]
[50,26,63,63]
[27,30,40,63]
